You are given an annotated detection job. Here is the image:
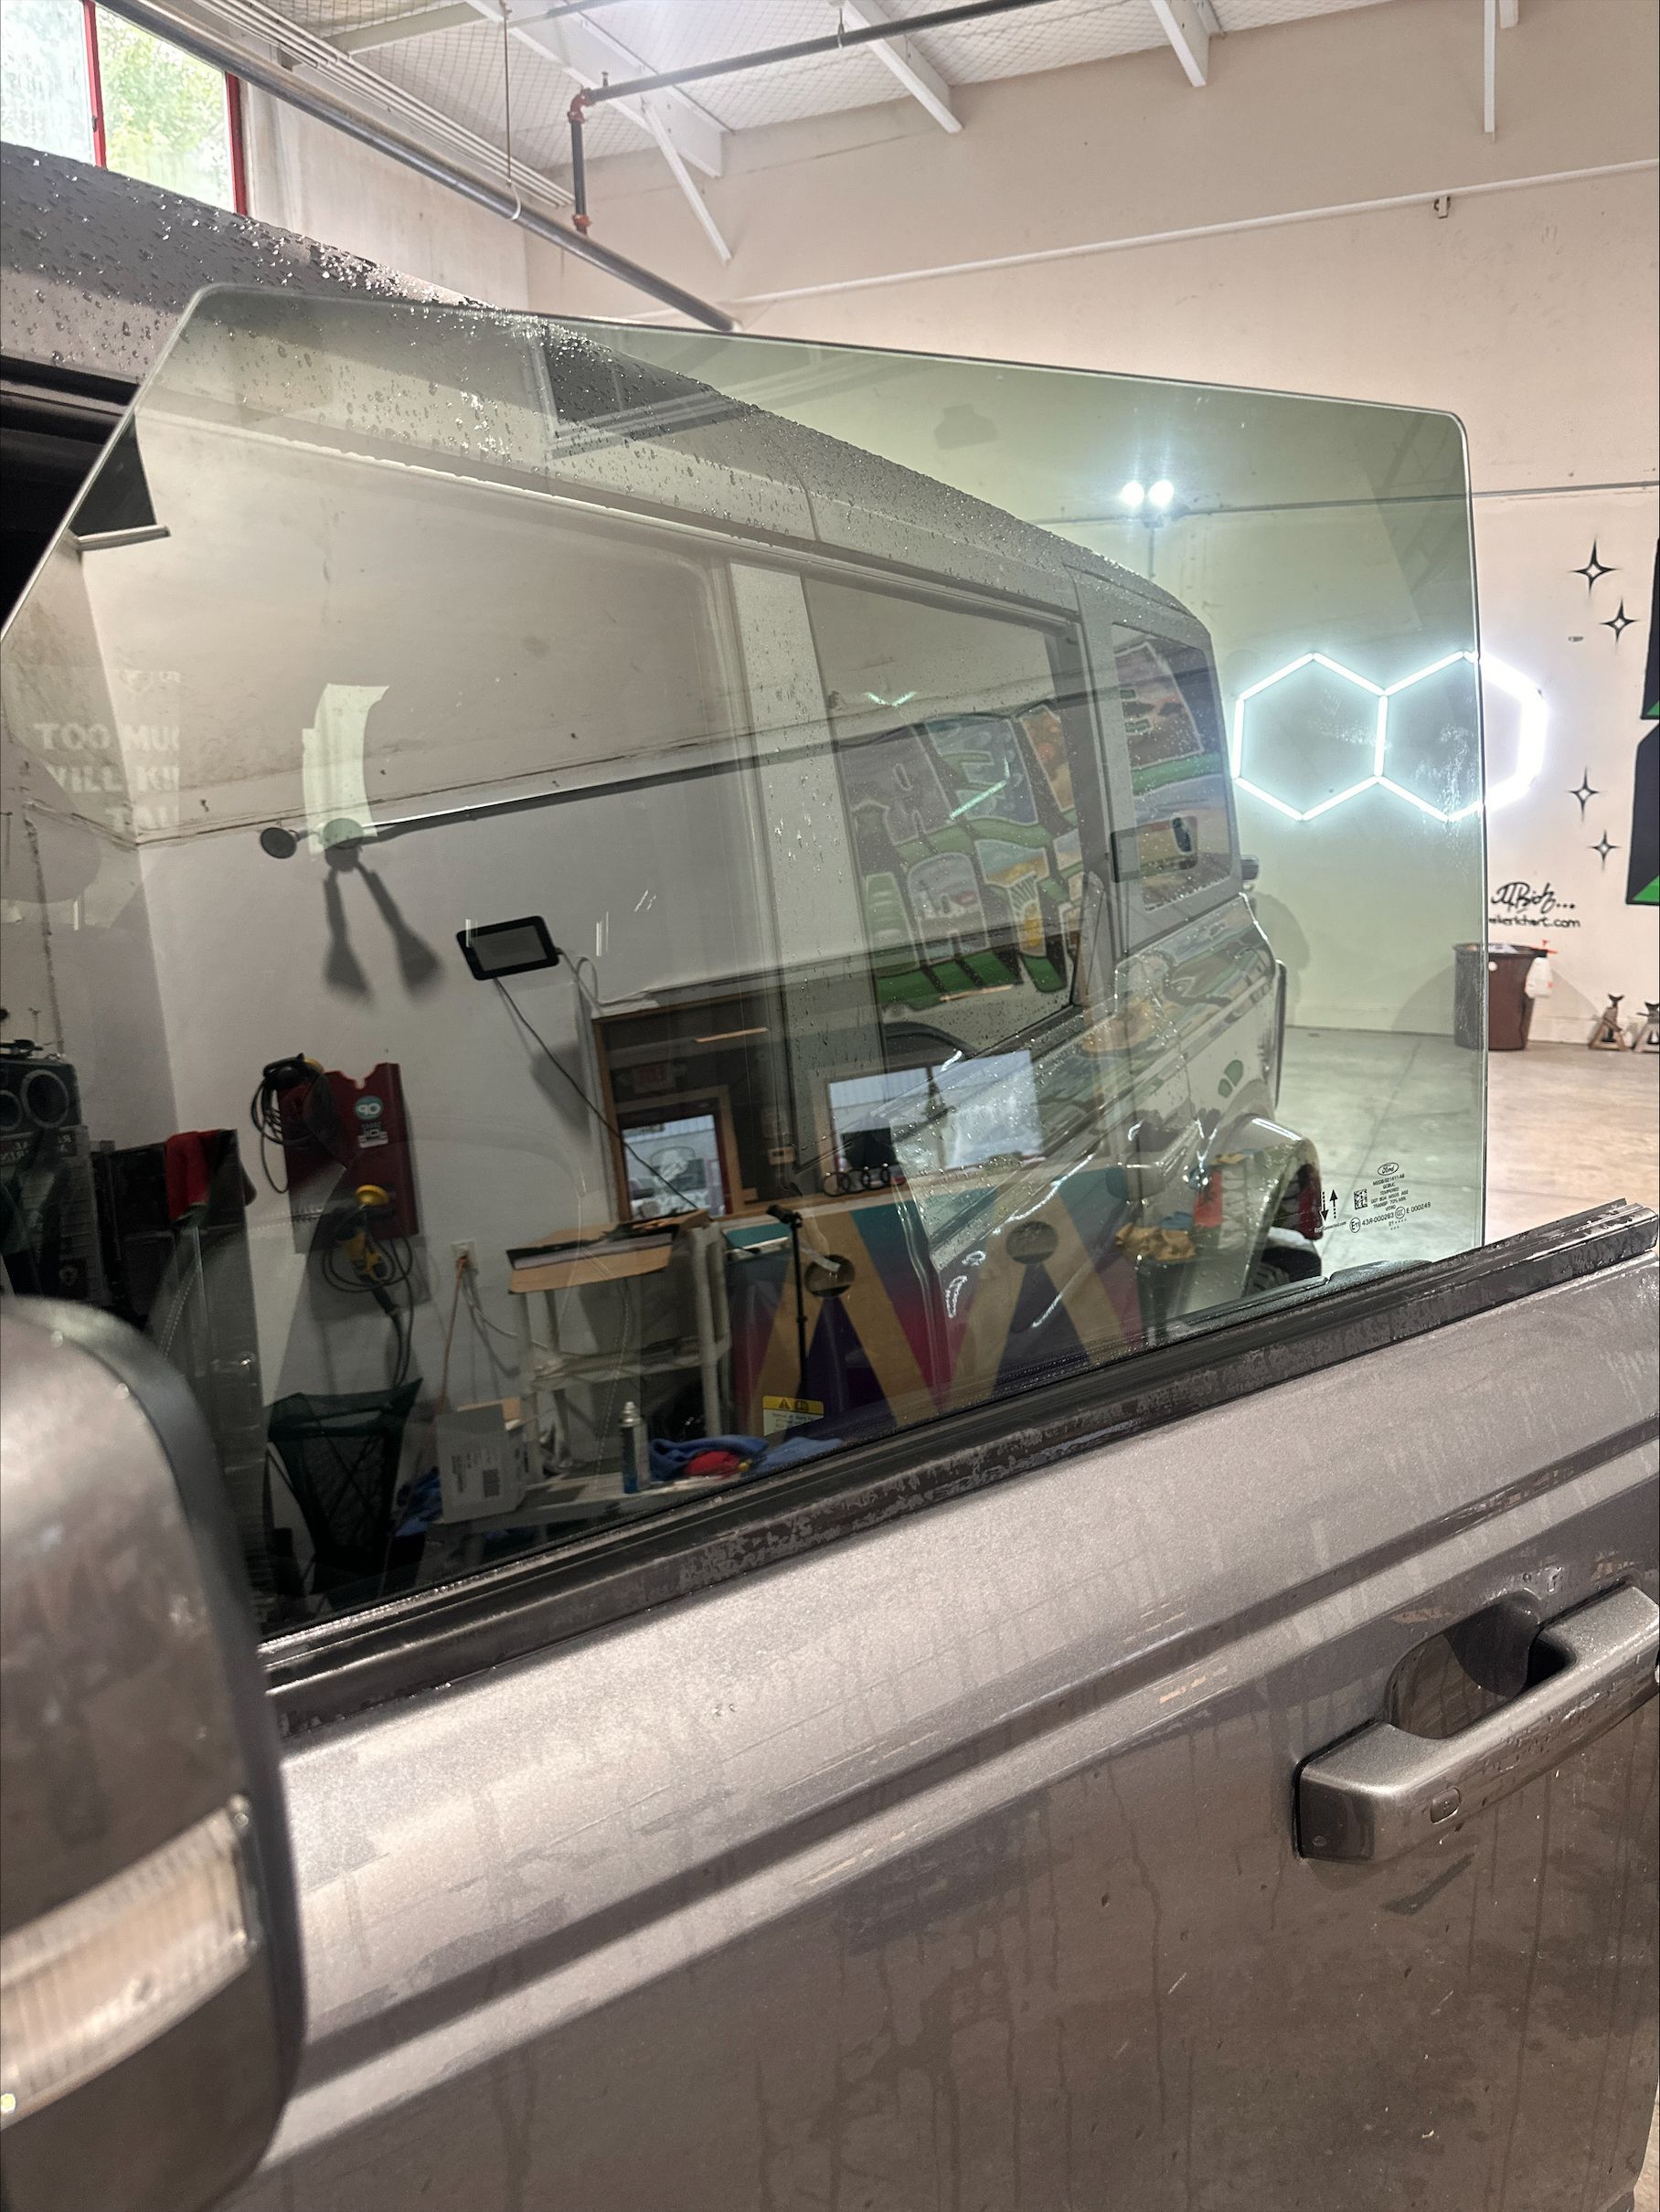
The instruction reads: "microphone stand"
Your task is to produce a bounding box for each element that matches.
[767,1204,810,1400]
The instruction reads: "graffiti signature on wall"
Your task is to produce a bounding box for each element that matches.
[1489,879,1581,930]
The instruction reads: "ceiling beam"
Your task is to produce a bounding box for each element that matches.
[516,8,725,178]
[332,3,479,52]
[1147,0,1211,86]
[838,0,961,132]
[640,107,732,263]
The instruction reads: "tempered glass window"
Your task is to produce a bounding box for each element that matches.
[0,292,1485,1635]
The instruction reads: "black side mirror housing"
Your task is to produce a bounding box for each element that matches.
[0,1303,302,2212]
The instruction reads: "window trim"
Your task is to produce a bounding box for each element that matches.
[261,1202,1657,1738]
[74,0,249,215]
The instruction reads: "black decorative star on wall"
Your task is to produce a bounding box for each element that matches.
[1570,769,1601,816]
[1602,601,1636,642]
[1592,833,1620,866]
[1572,542,1615,589]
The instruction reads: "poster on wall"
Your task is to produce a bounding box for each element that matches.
[836,704,1084,1010]
[1628,540,1658,909]
[1112,630,1232,909]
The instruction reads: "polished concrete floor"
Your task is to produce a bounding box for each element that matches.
[1484,1037,1660,1239]
[1278,1029,1659,1266]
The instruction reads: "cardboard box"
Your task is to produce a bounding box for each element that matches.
[436,1400,534,1521]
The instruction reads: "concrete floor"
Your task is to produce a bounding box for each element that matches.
[1278,1030,1659,1261]
[1485,1037,1660,1236]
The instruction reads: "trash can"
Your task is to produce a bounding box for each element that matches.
[1453,941,1544,1051]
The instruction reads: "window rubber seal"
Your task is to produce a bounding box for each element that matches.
[263,1200,1658,1738]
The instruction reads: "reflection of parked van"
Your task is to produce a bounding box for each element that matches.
[3,287,1324,1469]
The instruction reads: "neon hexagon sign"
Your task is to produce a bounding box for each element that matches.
[1229,650,1546,824]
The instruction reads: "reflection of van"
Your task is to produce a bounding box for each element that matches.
[0,293,1327,1468]
[2,287,1322,1465]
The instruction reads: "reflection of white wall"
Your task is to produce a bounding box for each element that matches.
[0,539,178,1142]
[136,774,771,1405]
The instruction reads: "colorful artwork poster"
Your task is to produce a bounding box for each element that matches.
[1112,633,1233,909]
[838,704,1084,1009]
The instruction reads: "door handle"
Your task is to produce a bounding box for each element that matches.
[1297,1584,1660,1864]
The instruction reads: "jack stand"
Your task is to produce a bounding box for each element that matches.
[1589,994,1626,1049]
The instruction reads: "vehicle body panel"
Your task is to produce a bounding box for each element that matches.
[229,1245,1658,2212]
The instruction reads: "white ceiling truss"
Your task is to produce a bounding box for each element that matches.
[272,0,1452,262]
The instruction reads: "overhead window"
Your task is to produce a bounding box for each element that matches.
[0,0,247,214]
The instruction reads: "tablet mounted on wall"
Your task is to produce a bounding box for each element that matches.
[456,916,561,980]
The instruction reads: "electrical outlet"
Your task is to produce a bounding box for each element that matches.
[452,1239,478,1275]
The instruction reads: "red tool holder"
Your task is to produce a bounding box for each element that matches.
[278,1062,419,1250]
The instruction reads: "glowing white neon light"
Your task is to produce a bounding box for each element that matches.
[1230,649,1546,824]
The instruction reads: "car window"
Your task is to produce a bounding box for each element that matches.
[0,291,1485,1634]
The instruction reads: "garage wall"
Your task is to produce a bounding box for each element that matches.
[241,91,533,306]
[527,0,1659,1041]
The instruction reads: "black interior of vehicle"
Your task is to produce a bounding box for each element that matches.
[0,360,133,622]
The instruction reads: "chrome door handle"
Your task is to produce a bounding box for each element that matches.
[1297,1584,1660,1864]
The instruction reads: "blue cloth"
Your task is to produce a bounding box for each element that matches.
[751,1434,843,1472]
[644,1432,845,1484]
[393,1467,443,1537]
[648,1434,764,1484]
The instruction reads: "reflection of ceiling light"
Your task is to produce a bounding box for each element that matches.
[1148,479,1176,509]
[1229,650,1546,823]
[1120,481,1145,510]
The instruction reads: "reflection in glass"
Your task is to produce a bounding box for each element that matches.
[0,292,1484,1632]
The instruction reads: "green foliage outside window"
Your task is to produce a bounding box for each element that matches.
[96,9,233,210]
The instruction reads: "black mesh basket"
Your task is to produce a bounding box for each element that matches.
[267,1381,420,1598]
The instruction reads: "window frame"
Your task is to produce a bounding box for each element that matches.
[78,0,249,215]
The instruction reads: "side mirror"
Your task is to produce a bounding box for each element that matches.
[0,1303,302,2212]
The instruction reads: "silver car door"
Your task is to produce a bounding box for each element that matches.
[231,1206,1657,2212]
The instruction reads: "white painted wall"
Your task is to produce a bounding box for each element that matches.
[241,90,533,306]
[527,0,1659,1040]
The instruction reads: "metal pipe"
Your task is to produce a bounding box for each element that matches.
[95,0,735,328]
[1483,0,1497,135]
[576,0,1066,105]
[568,92,590,233]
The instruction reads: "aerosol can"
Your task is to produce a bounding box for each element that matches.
[619,1400,647,1494]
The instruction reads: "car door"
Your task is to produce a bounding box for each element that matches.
[2,285,1655,2212]
[226,1206,1657,2212]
